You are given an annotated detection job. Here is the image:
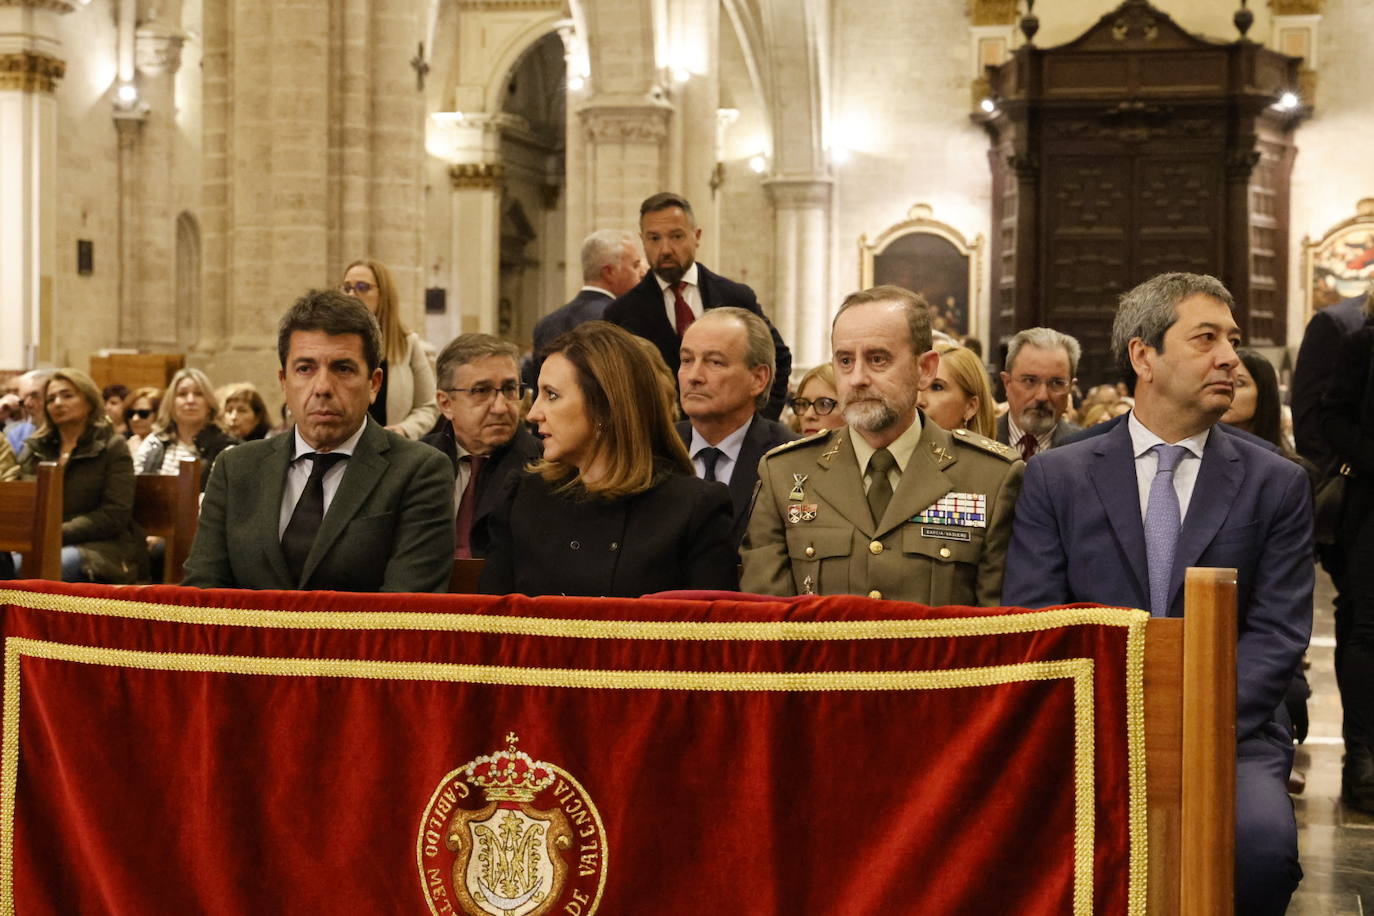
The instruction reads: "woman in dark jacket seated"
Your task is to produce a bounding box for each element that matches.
[480,321,738,597]
[16,369,147,583]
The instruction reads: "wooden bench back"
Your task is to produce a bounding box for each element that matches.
[0,463,63,579]
[134,458,201,584]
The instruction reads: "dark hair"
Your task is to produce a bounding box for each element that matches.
[277,289,383,372]
[102,384,129,402]
[832,285,934,356]
[639,192,695,224]
[1233,348,1284,449]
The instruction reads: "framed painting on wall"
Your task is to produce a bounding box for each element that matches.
[859,204,983,340]
[1303,198,1374,318]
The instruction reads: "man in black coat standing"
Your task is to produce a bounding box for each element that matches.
[1293,293,1369,470]
[675,308,796,549]
[423,333,542,558]
[530,230,644,358]
[605,192,793,419]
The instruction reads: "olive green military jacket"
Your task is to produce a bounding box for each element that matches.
[740,420,1024,606]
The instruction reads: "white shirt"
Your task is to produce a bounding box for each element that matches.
[654,262,702,330]
[1006,413,1055,455]
[277,421,368,539]
[850,414,923,495]
[1127,411,1210,522]
[688,418,751,486]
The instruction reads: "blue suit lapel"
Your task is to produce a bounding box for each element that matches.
[300,420,389,586]
[1166,428,1244,615]
[1088,420,1149,603]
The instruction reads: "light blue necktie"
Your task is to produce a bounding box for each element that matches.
[1144,444,1190,617]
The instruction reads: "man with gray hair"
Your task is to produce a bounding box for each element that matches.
[1,369,54,454]
[1005,272,1312,915]
[676,307,795,548]
[531,229,644,358]
[996,327,1082,460]
[422,333,542,558]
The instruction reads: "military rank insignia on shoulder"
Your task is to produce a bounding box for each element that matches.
[763,428,833,459]
[950,427,1018,461]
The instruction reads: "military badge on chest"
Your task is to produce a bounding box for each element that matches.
[787,504,818,525]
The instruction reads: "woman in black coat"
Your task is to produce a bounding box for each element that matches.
[1320,295,1374,811]
[480,321,738,598]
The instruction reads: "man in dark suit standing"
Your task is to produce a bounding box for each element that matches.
[1292,292,1369,469]
[1004,272,1312,916]
[604,192,793,420]
[995,326,1082,459]
[530,229,644,358]
[423,333,542,558]
[675,307,795,548]
[183,291,455,592]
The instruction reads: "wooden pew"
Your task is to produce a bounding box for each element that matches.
[1146,566,1237,915]
[450,558,484,594]
[134,458,202,584]
[0,462,63,579]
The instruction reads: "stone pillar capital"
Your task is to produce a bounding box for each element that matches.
[135,14,188,76]
[577,101,671,145]
[0,50,65,93]
[450,162,504,190]
[0,0,85,12]
[764,176,834,210]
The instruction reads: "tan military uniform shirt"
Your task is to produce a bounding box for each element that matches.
[740,420,1024,606]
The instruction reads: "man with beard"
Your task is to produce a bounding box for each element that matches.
[604,192,793,419]
[996,327,1082,459]
[741,285,1024,605]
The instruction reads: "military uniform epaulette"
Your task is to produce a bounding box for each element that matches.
[949,427,1018,461]
[763,428,833,459]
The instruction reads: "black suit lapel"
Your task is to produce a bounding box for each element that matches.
[728,415,767,519]
[259,433,295,585]
[1088,420,1150,604]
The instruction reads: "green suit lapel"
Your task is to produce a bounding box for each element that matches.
[259,432,295,586]
[299,419,390,587]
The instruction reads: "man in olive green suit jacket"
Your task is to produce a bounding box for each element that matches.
[183,290,455,592]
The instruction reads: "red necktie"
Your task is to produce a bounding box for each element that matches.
[454,454,487,559]
[1017,432,1038,462]
[672,282,695,337]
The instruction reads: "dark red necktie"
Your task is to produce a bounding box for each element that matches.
[454,454,487,559]
[1017,433,1038,462]
[672,282,695,337]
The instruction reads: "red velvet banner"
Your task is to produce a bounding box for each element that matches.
[0,582,1147,915]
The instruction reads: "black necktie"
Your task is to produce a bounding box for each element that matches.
[281,452,349,583]
[698,447,724,482]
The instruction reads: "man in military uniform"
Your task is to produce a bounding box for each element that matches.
[741,285,1023,605]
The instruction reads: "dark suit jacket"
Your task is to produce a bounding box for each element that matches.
[1003,417,1313,741]
[1064,411,1281,454]
[995,414,1080,450]
[525,288,614,389]
[1293,295,1368,468]
[420,422,542,556]
[183,419,456,592]
[479,470,738,597]
[676,413,797,547]
[603,265,793,420]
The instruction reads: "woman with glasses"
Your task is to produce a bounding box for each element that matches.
[790,363,846,436]
[480,321,738,597]
[123,386,162,453]
[14,369,147,582]
[341,259,440,439]
[917,344,997,439]
[134,368,238,487]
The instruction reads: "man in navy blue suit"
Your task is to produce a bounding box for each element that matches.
[1004,272,1312,915]
[604,192,793,419]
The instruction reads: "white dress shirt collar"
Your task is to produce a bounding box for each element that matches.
[292,418,368,461]
[688,416,751,486]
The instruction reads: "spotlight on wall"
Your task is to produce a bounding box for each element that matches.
[670,65,691,84]
[979,97,998,114]
[748,154,768,175]
[115,82,139,107]
[829,144,851,167]
[1272,91,1300,112]
[567,74,585,92]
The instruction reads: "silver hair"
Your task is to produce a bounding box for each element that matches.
[693,307,775,411]
[580,229,638,283]
[1005,327,1083,378]
[1111,273,1234,383]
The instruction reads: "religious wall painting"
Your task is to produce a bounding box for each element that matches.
[1303,198,1374,317]
[860,204,983,340]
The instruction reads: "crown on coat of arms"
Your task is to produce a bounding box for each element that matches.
[463,732,556,803]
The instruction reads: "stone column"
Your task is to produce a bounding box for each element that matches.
[0,1,79,368]
[449,162,503,336]
[765,176,833,373]
[568,100,671,261]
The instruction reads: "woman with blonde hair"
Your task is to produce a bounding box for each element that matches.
[790,363,846,437]
[15,369,146,582]
[480,321,738,597]
[134,367,238,481]
[341,258,440,439]
[917,344,996,439]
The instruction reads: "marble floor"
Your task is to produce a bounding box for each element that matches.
[1288,568,1374,915]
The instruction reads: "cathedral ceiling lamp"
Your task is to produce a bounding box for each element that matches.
[1272,91,1300,111]
[567,74,585,92]
[1019,0,1039,44]
[115,82,139,106]
[748,154,768,175]
[670,65,692,84]
[1234,0,1254,38]
[979,97,998,115]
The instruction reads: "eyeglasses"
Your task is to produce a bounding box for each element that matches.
[442,383,528,403]
[1009,375,1071,394]
[341,280,374,295]
[127,408,154,419]
[790,396,838,416]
